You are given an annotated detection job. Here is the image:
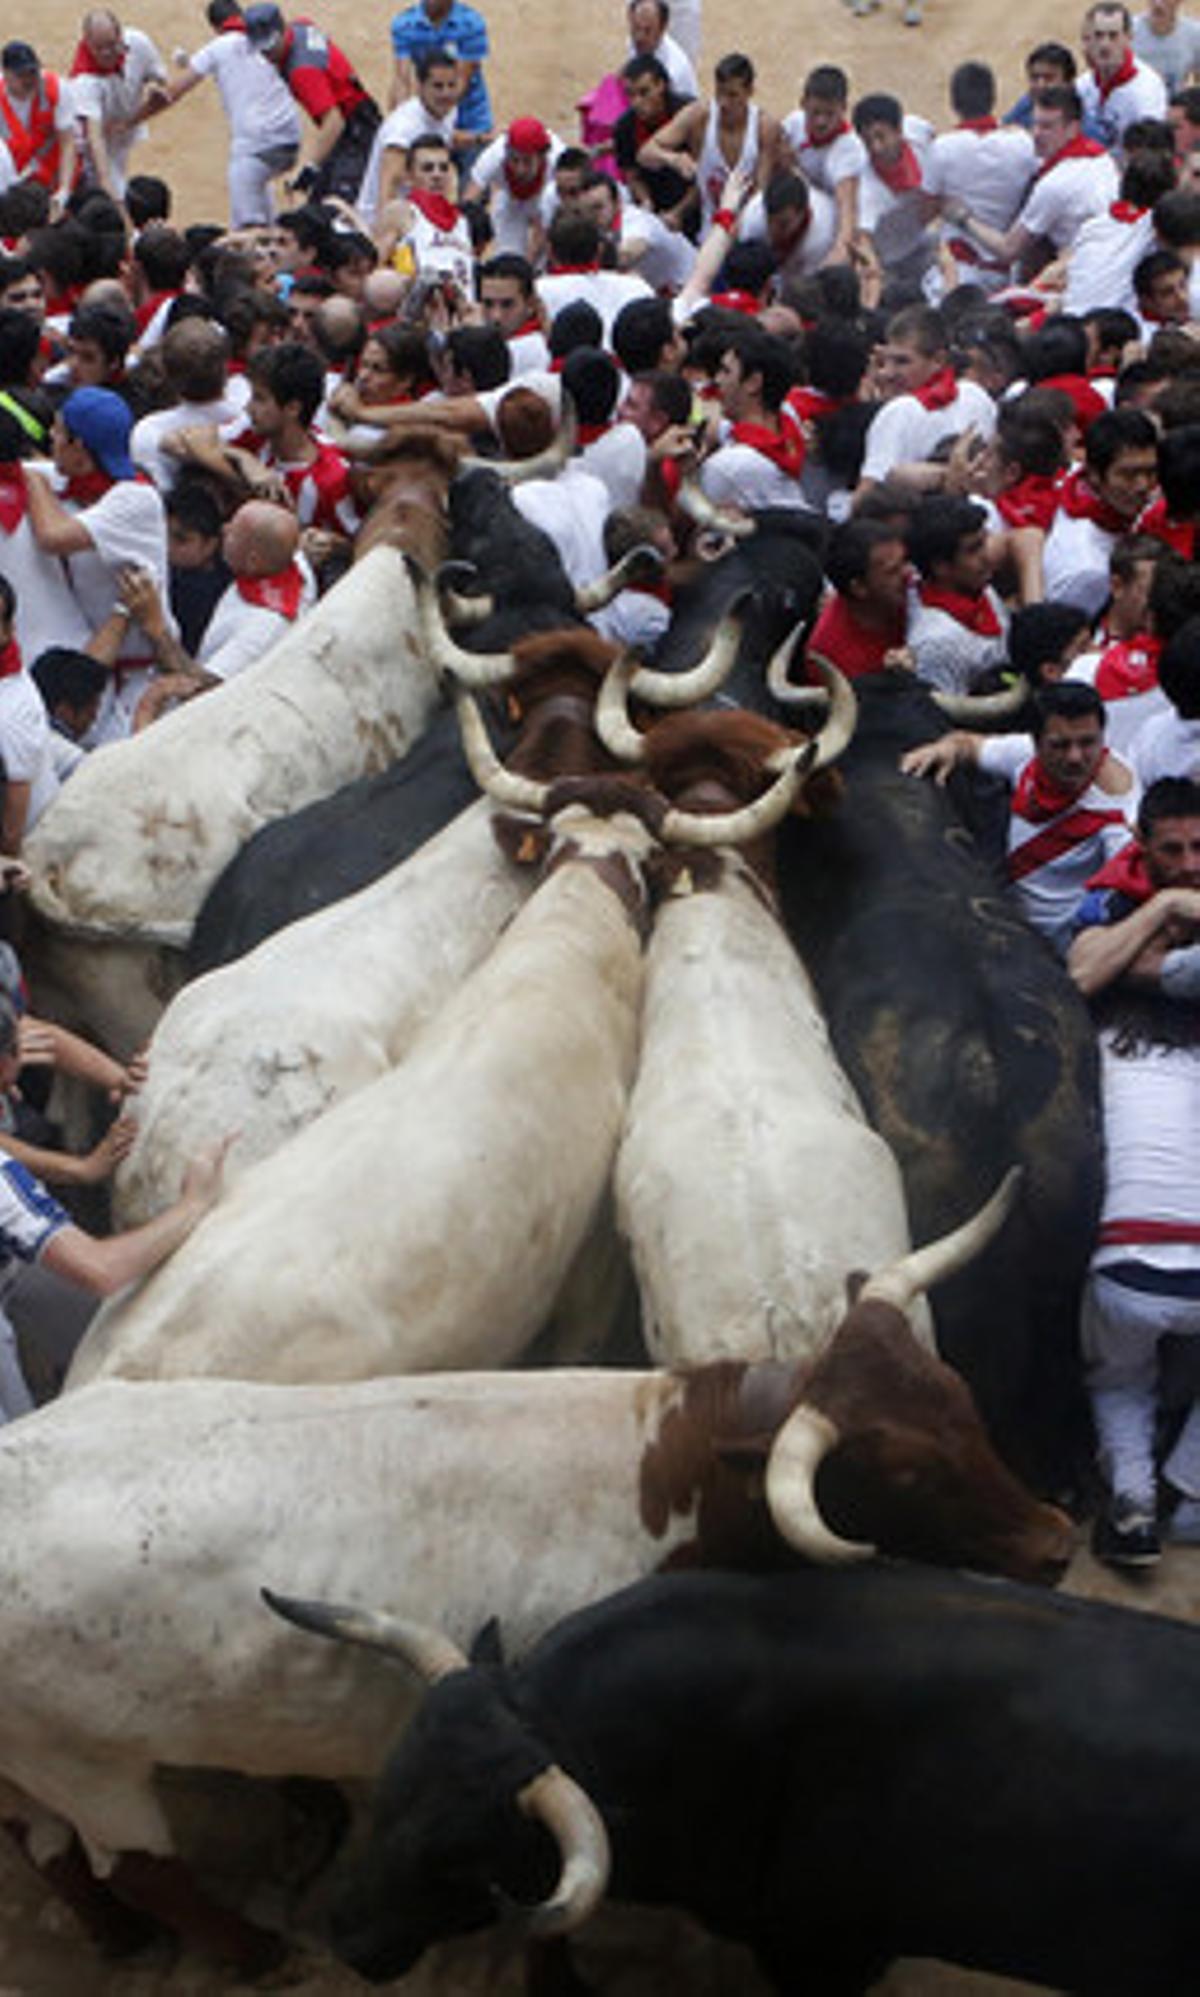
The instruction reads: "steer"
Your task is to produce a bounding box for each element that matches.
[0,1319,1071,1960]
[275,1563,1200,1994]
[775,668,1103,1490]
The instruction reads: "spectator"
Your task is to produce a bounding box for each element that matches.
[70,8,169,202]
[243,5,381,206]
[0,42,76,211]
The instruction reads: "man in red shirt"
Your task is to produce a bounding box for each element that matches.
[243,4,381,203]
[804,518,910,681]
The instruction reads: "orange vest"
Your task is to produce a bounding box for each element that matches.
[0,73,62,187]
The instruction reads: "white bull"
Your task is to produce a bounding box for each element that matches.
[66,796,653,1388]
[23,547,438,954]
[114,799,528,1225]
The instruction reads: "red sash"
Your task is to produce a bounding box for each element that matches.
[917,582,1001,637]
[913,365,957,411]
[1035,132,1106,180]
[0,74,60,179]
[235,563,305,621]
[729,418,805,478]
[1099,1219,1200,1246]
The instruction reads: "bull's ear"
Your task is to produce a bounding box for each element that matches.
[470,1617,505,1667]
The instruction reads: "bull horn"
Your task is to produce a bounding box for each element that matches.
[596,653,648,763]
[462,397,578,486]
[861,1167,1024,1314]
[766,630,829,709]
[677,475,756,541]
[437,560,496,629]
[453,680,549,813]
[627,602,744,709]
[930,681,1029,727]
[260,1588,467,1684]
[574,542,664,614]
[764,1407,875,1565]
[409,558,516,687]
[514,1765,612,1937]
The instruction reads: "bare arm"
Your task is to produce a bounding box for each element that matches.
[21,469,94,556]
[0,780,30,858]
[40,1142,228,1298]
[899,730,983,784]
[1067,888,1200,998]
[637,100,703,177]
[0,1116,134,1190]
[389,55,414,110]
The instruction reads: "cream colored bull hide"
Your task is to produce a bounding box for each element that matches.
[23,548,437,948]
[67,814,649,1388]
[114,800,529,1225]
[616,863,932,1362]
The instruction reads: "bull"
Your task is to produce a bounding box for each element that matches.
[774,668,1103,1490]
[653,507,826,713]
[272,1562,1199,1994]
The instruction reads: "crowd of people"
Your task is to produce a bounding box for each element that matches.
[0,1,1198,1570]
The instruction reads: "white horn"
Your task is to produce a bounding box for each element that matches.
[452,681,550,812]
[764,1408,875,1565]
[677,476,756,540]
[861,1167,1024,1314]
[515,1765,612,1936]
[260,1588,467,1683]
[574,542,664,614]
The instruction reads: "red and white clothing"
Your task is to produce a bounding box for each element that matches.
[0,471,89,662]
[1042,471,1130,620]
[1062,200,1156,318]
[357,96,456,227]
[979,732,1135,953]
[738,183,838,282]
[579,422,647,511]
[701,417,807,513]
[780,110,865,199]
[71,28,166,199]
[696,101,762,233]
[0,69,74,192]
[860,372,996,487]
[507,322,551,377]
[399,190,475,293]
[198,557,317,681]
[469,133,564,256]
[856,117,935,285]
[804,590,905,680]
[1078,57,1168,150]
[924,121,1036,292]
[536,265,653,341]
[57,473,175,744]
[907,582,1008,694]
[1067,634,1166,756]
[186,25,300,226]
[1094,1043,1200,1278]
[1128,706,1200,786]
[1014,139,1118,255]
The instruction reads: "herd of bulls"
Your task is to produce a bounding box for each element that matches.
[5,452,1198,1994]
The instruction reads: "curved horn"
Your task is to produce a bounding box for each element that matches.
[930,681,1029,727]
[764,1407,875,1565]
[596,654,648,763]
[574,542,664,615]
[861,1166,1024,1314]
[260,1588,467,1683]
[765,629,838,711]
[627,603,745,709]
[659,740,818,847]
[514,1765,612,1937]
[409,558,516,687]
[462,397,578,485]
[437,563,496,629]
[677,475,756,541]
[804,654,858,773]
[453,681,550,813]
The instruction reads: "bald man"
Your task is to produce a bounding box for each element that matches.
[119,500,316,721]
[70,9,169,200]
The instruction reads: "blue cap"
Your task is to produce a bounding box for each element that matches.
[59,388,135,481]
[244,5,285,49]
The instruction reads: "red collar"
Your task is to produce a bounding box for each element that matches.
[918,581,1001,637]
[1139,495,1196,559]
[1036,131,1107,179]
[70,37,125,76]
[1058,467,1133,537]
[1110,199,1147,223]
[1087,838,1156,901]
[729,418,805,477]
[957,116,998,132]
[710,289,761,316]
[408,187,461,233]
[804,116,849,148]
[912,364,958,411]
[234,563,305,620]
[218,12,247,30]
[504,157,548,202]
[0,635,22,679]
[1012,750,1109,822]
[1094,49,1138,101]
[547,259,600,275]
[995,472,1061,532]
[873,141,923,195]
[509,314,543,340]
[64,468,116,506]
[1094,635,1161,700]
[0,465,27,533]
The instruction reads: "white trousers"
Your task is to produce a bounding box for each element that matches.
[1082,1268,1200,1505]
[228,143,299,229]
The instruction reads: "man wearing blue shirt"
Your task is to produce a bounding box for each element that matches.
[389,0,492,172]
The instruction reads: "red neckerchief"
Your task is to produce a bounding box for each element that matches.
[1057,466,1130,537]
[629,577,673,603]
[1094,634,1162,701]
[548,259,600,275]
[0,636,21,679]
[804,117,850,147]
[957,116,998,132]
[504,156,548,201]
[806,592,904,679]
[872,142,923,195]
[218,12,247,29]
[0,466,27,532]
[1086,838,1156,902]
[235,563,305,620]
[996,472,1061,532]
[577,419,609,446]
[134,288,179,335]
[729,418,805,478]
[1094,50,1138,101]
[710,289,761,316]
[407,187,461,233]
[785,385,851,422]
[1012,749,1111,822]
[913,365,957,411]
[1035,131,1106,179]
[510,314,543,340]
[632,108,669,148]
[70,37,125,76]
[1138,495,1196,560]
[918,581,1001,637]
[63,468,115,506]
[1036,372,1107,435]
[1109,199,1146,223]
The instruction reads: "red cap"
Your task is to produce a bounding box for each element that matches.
[507,116,551,154]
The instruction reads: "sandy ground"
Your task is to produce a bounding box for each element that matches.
[4,2,1190,1992]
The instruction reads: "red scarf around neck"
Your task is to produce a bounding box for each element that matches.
[1139,495,1196,560]
[70,38,125,77]
[804,116,849,148]
[64,468,115,507]
[996,471,1061,532]
[918,581,1001,637]
[1110,199,1146,223]
[1087,838,1156,903]
[913,364,958,411]
[786,385,852,423]
[729,418,805,478]
[576,419,610,446]
[710,289,761,316]
[0,636,21,679]
[873,142,923,195]
[218,12,247,30]
[235,563,305,620]
[504,157,548,202]
[548,259,600,275]
[1058,467,1131,538]
[957,116,998,132]
[408,187,461,233]
[1011,748,1110,823]
[1094,634,1161,701]
[1095,49,1138,101]
[510,314,543,340]
[0,466,27,533]
[1035,131,1107,179]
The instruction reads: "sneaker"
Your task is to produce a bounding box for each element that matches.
[1168,1496,1200,1545]
[1092,1495,1161,1568]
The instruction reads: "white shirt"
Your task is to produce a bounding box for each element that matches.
[198,564,318,681]
[71,29,166,196]
[0,512,89,664]
[856,117,936,277]
[1093,1037,1200,1275]
[187,29,300,153]
[1062,203,1156,317]
[579,422,646,510]
[780,112,866,197]
[470,134,563,256]
[513,462,609,590]
[1042,504,1119,620]
[1132,11,1200,90]
[860,377,996,486]
[357,97,456,226]
[739,184,838,279]
[700,439,808,513]
[508,326,551,376]
[0,670,57,828]
[131,395,244,494]
[618,204,696,293]
[924,124,1037,287]
[1078,58,1169,148]
[536,267,653,341]
[907,588,1009,694]
[62,477,174,743]
[1017,149,1120,254]
[1128,707,1200,784]
[979,732,1136,955]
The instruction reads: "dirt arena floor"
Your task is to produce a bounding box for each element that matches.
[5,0,1197,1990]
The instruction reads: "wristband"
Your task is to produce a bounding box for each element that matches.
[713,207,736,232]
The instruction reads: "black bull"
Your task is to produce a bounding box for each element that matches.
[776,670,1102,1488]
[292,1564,1200,1995]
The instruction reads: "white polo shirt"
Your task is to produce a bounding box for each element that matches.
[780,112,866,198]
[1078,60,1169,148]
[739,184,838,280]
[1062,203,1156,317]
[924,124,1036,289]
[186,29,300,154]
[1017,148,1119,254]
[860,377,996,486]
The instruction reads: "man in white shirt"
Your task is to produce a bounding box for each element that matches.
[1129,615,1200,783]
[781,66,865,265]
[857,304,996,497]
[148,1,300,227]
[0,42,77,213]
[536,212,652,342]
[949,85,1118,277]
[1080,1,1170,145]
[1134,0,1200,91]
[356,45,461,229]
[905,495,1009,695]
[464,117,563,260]
[738,172,838,286]
[626,0,698,104]
[922,63,1037,294]
[0,410,90,668]
[1044,406,1160,618]
[69,9,168,201]
[478,254,549,376]
[851,92,936,293]
[1062,146,1177,314]
[700,322,808,514]
[131,319,243,495]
